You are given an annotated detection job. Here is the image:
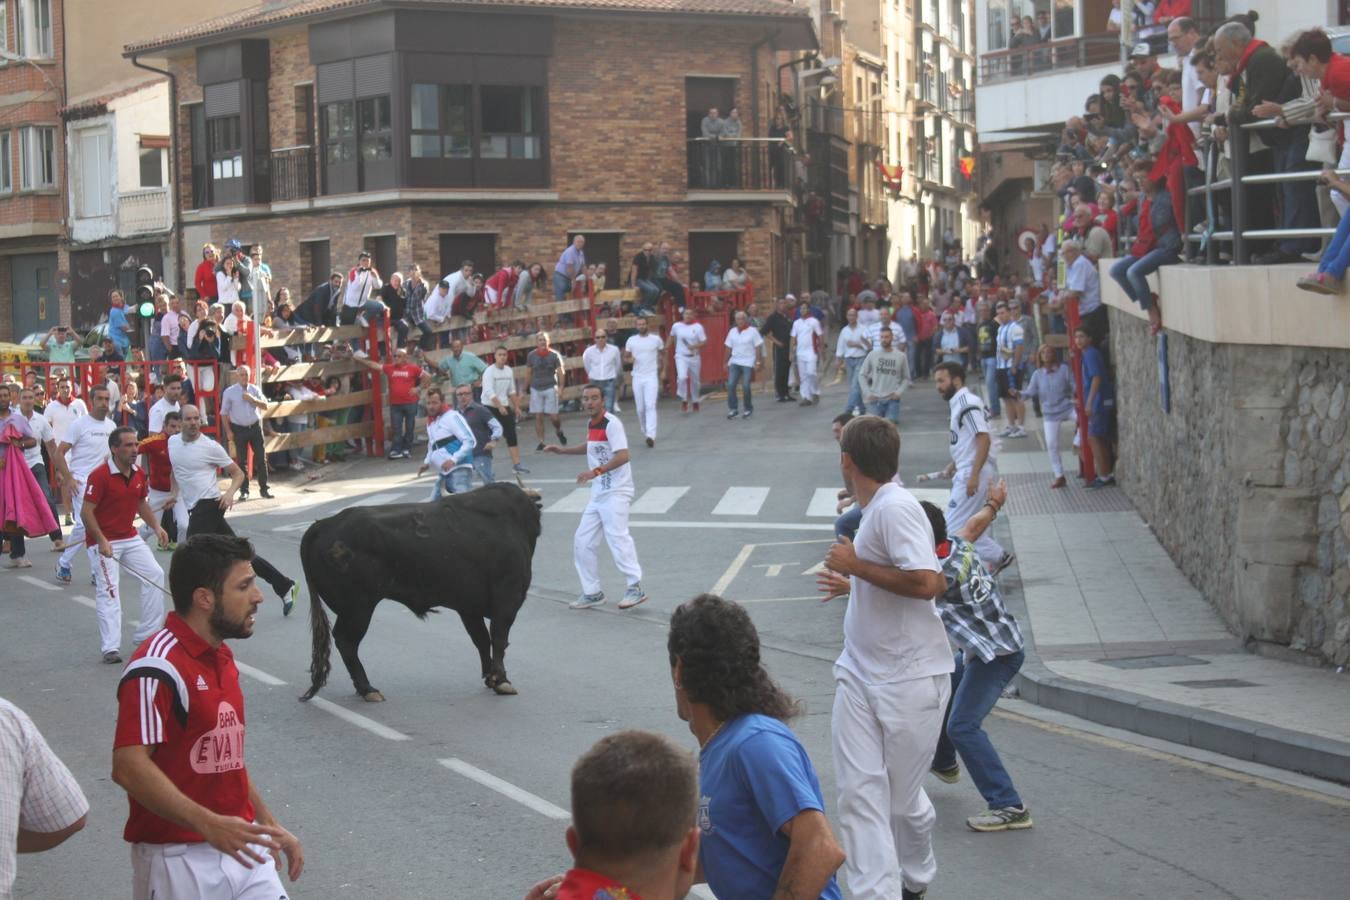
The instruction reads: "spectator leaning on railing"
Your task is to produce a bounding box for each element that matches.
[1293,28,1350,294]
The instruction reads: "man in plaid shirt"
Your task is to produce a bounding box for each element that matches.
[919,479,1033,834]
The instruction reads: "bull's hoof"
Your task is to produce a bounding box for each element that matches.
[493,681,518,696]
[361,690,386,703]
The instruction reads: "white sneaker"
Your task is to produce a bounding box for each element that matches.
[570,592,606,610]
[618,584,649,610]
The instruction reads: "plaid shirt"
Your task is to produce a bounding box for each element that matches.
[937,537,1024,663]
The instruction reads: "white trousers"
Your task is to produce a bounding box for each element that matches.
[132,840,289,900]
[675,355,701,402]
[573,492,643,595]
[945,465,1004,566]
[632,375,659,440]
[1044,417,1066,478]
[140,488,187,543]
[58,482,87,571]
[796,356,819,399]
[831,667,950,899]
[90,538,166,654]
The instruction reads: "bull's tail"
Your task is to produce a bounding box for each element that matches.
[298,528,333,702]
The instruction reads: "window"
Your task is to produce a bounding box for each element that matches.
[410,83,471,159]
[73,126,111,217]
[0,133,10,193]
[357,95,392,161]
[19,125,54,189]
[139,148,164,188]
[322,101,355,165]
[207,114,243,180]
[14,0,52,58]
[479,86,542,159]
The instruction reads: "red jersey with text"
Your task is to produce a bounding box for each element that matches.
[114,613,254,843]
[138,433,173,492]
[84,459,148,545]
[382,362,424,406]
[586,413,633,497]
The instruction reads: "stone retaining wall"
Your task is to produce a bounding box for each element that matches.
[1110,309,1349,666]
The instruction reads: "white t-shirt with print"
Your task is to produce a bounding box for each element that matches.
[63,414,116,482]
[585,413,634,499]
[948,386,994,475]
[670,322,707,360]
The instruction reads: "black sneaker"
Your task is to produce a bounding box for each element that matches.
[727,411,738,419]
[102,650,123,665]
[260,489,274,499]
[645,437,655,448]
[557,431,568,446]
[901,888,926,900]
[991,552,1016,576]
[536,442,545,452]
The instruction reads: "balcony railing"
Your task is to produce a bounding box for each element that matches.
[687,138,795,191]
[979,35,1120,85]
[116,187,171,235]
[270,145,315,202]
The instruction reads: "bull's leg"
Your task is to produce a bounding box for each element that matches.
[333,606,383,702]
[487,612,519,696]
[456,610,494,688]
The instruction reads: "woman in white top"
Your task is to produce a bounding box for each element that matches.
[721,258,750,291]
[216,255,242,307]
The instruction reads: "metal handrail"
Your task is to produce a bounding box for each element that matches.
[1184,110,1350,264]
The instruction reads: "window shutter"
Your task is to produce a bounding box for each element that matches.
[204,82,241,118]
[317,61,354,103]
[353,54,392,98]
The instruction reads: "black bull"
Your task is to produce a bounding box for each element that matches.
[297,482,542,703]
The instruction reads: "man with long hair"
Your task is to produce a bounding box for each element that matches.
[667,594,845,899]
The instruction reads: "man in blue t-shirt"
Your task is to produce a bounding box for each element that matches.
[107,290,132,356]
[1075,326,1115,488]
[668,594,845,900]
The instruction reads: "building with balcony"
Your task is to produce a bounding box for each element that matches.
[0,0,65,342]
[125,0,815,306]
[843,0,977,287]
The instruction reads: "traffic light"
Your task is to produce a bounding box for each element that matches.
[135,266,156,317]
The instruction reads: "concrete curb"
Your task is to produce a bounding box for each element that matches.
[996,529,1350,787]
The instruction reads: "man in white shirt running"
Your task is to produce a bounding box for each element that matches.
[789,301,824,406]
[669,307,706,413]
[54,385,117,585]
[816,415,953,900]
[835,307,870,415]
[544,384,647,611]
[417,387,476,496]
[146,373,184,435]
[169,405,300,616]
[623,315,664,448]
[581,328,623,414]
[480,345,529,475]
[934,362,1012,573]
[722,309,763,419]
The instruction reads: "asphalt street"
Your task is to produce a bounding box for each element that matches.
[5,376,1348,899]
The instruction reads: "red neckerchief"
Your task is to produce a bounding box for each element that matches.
[1228,39,1268,90]
[428,411,442,423]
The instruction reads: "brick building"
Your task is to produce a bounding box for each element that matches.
[125,0,817,305]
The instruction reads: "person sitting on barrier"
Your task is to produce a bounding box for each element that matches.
[1109,158,1180,334]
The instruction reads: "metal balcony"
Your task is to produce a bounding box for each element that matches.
[116,187,172,235]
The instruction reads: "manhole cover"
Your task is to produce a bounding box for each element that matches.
[1170,678,1261,689]
[1097,654,1210,669]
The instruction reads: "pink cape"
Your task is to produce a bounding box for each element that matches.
[0,422,59,538]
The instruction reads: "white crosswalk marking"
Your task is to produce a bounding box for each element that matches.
[908,487,952,507]
[630,486,689,514]
[545,487,592,513]
[806,487,840,517]
[712,486,770,516]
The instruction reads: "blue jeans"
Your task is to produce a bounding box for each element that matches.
[867,397,900,423]
[433,466,474,499]
[635,279,661,308]
[592,378,617,413]
[1318,207,1350,279]
[1109,249,1178,311]
[472,454,495,486]
[982,357,1000,416]
[389,402,417,454]
[552,271,572,301]
[932,650,1025,809]
[834,505,862,540]
[726,364,754,412]
[844,357,864,412]
[1275,139,1321,256]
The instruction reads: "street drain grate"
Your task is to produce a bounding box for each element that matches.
[1170,678,1261,689]
[1096,654,1210,669]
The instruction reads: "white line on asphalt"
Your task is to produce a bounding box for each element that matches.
[630,486,689,514]
[907,487,952,506]
[309,697,411,741]
[271,521,313,533]
[806,487,840,517]
[629,520,832,531]
[545,487,592,513]
[18,575,60,592]
[518,478,586,484]
[738,595,824,604]
[438,758,571,820]
[236,662,288,686]
[712,486,770,516]
[68,594,96,610]
[712,544,755,595]
[351,491,405,508]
